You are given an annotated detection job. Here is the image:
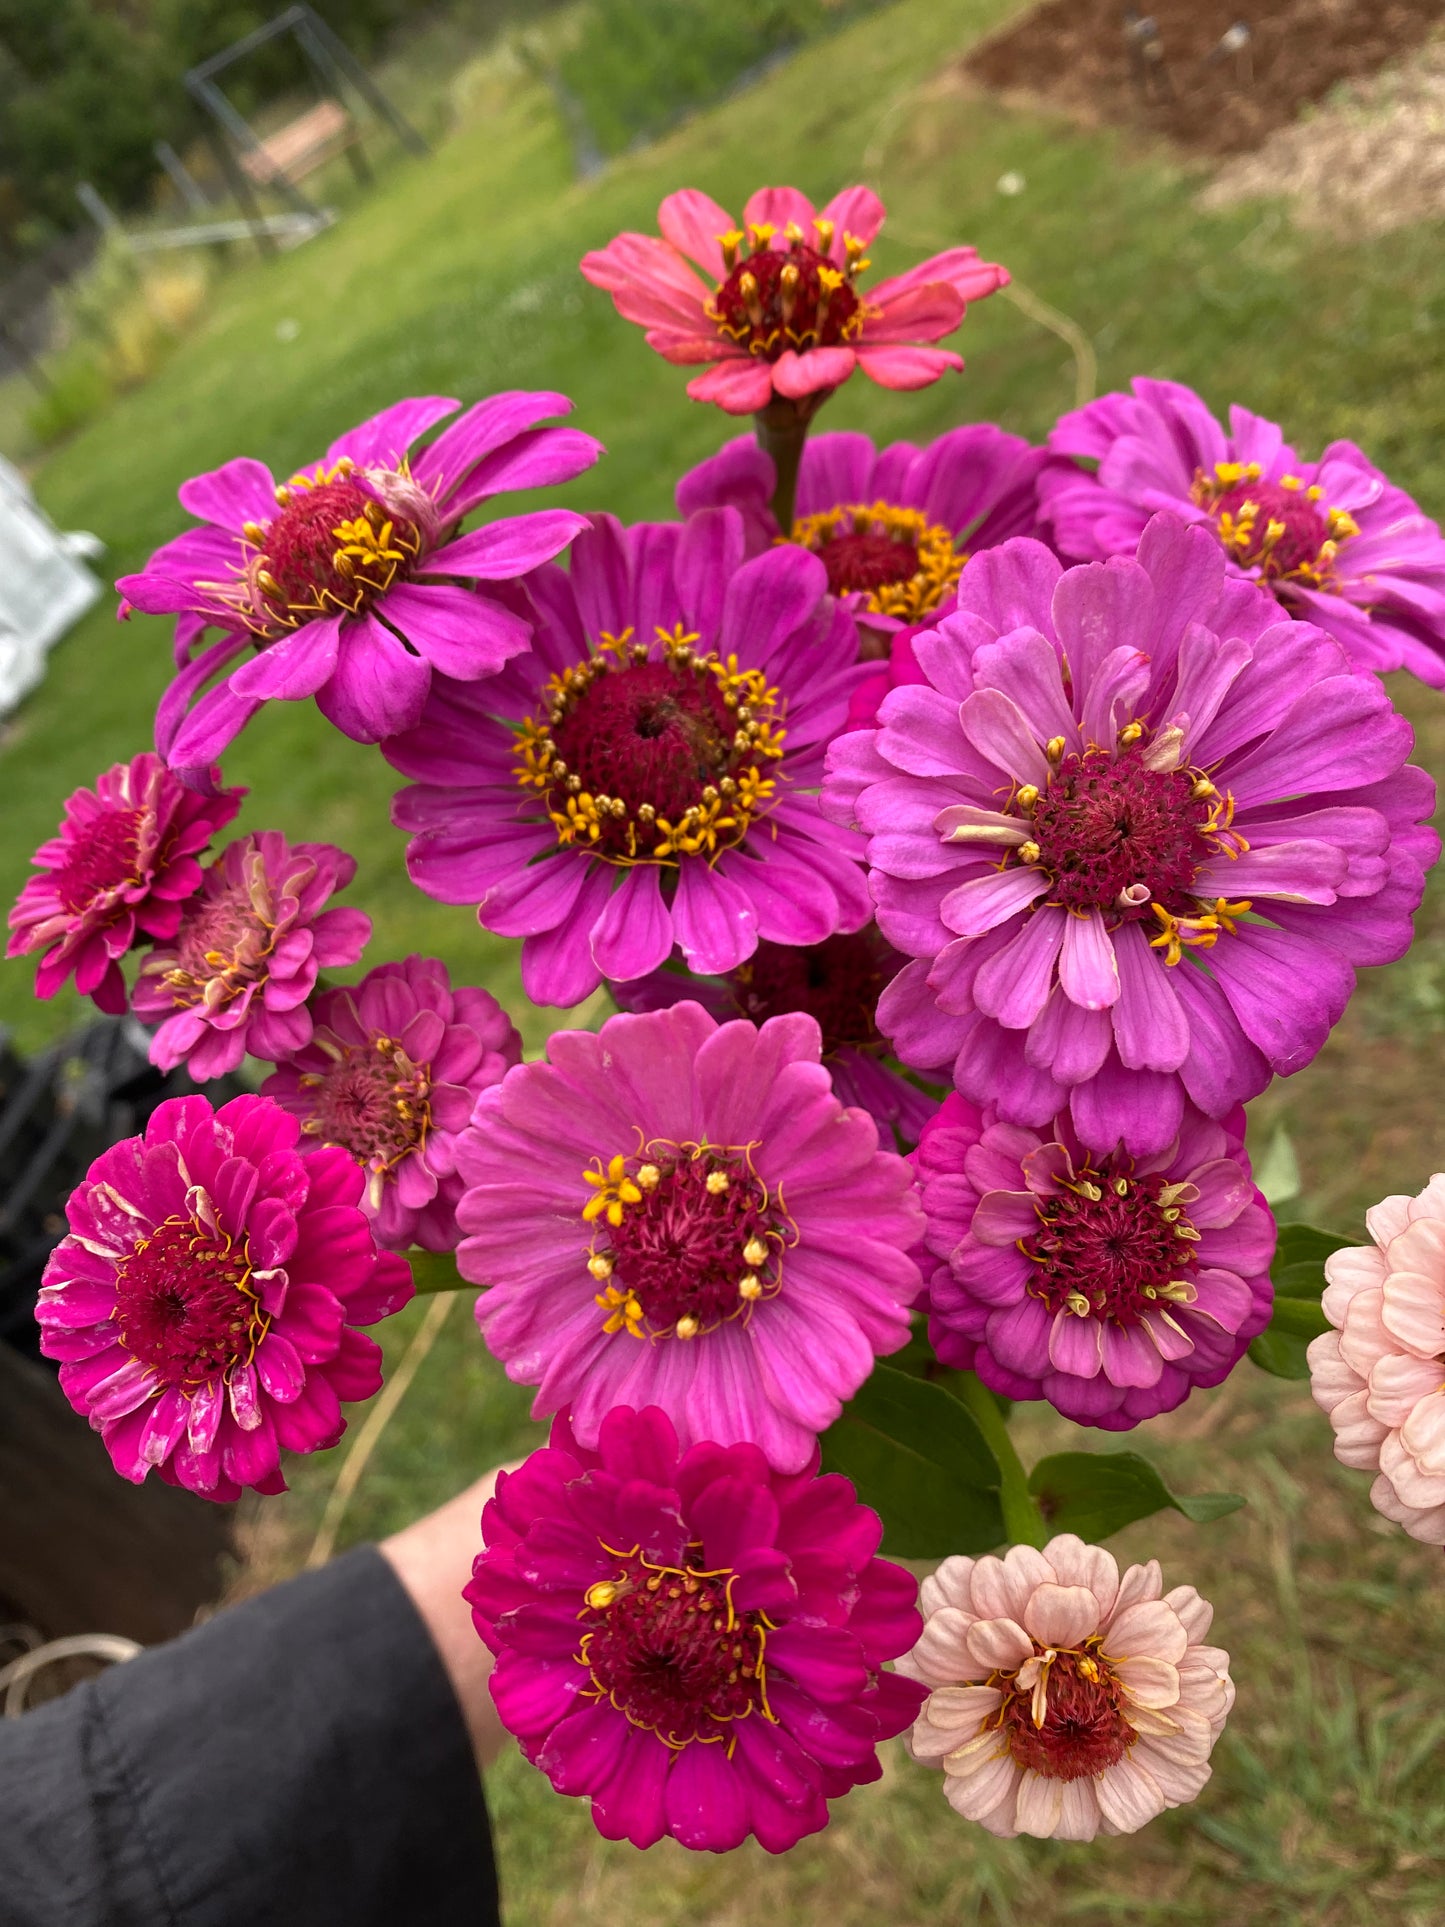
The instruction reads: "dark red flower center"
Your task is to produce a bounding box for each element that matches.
[516,630,786,867]
[242,461,421,631]
[1023,1166,1199,1326]
[580,1548,770,1746]
[1190,462,1359,589]
[727,931,888,1057]
[51,806,144,914]
[115,1214,264,1387]
[790,502,965,620]
[710,235,861,360]
[1026,746,1215,918]
[998,1648,1135,1782]
[819,528,919,594]
[300,1035,431,1178]
[585,1145,786,1340]
[160,871,273,1010]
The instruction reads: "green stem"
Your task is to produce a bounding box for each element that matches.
[408,1249,473,1295]
[753,390,831,533]
[956,1372,1048,1548]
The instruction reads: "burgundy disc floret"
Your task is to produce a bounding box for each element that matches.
[386,507,872,1009]
[36,1093,413,1500]
[131,831,372,1080]
[823,515,1438,1154]
[263,954,520,1252]
[7,752,244,1013]
[915,1093,1274,1428]
[466,1406,925,1852]
[119,391,602,772]
[1039,376,1445,686]
[454,1000,924,1471]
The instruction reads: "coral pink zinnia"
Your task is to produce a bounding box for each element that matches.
[454,1000,925,1472]
[581,186,1008,414]
[466,1405,926,1852]
[1309,1175,1445,1543]
[7,751,244,1014]
[36,1093,414,1500]
[262,954,521,1252]
[131,831,372,1080]
[119,392,602,770]
[899,1536,1234,1839]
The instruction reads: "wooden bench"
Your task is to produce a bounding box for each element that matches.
[240,98,357,186]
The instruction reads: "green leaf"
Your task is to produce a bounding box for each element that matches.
[407,1249,470,1295]
[1028,1450,1245,1542]
[820,1364,1005,1559]
[1248,1221,1351,1377]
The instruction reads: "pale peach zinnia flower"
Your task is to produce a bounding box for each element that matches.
[897,1536,1234,1840]
[1309,1175,1445,1543]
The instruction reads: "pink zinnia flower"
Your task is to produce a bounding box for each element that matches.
[1039,377,1445,686]
[823,516,1438,1155]
[7,752,244,1014]
[385,508,872,1009]
[916,1093,1274,1429]
[581,186,1008,414]
[899,1536,1233,1839]
[454,1001,925,1472]
[132,831,372,1080]
[118,392,602,768]
[262,954,521,1252]
[678,425,1045,638]
[36,1093,413,1501]
[1309,1175,1445,1543]
[611,927,938,1144]
[465,1405,926,1852]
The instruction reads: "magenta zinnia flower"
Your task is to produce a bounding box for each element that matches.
[132,831,371,1080]
[823,516,1438,1154]
[678,426,1045,636]
[466,1405,926,1852]
[454,1001,924,1471]
[386,508,872,1008]
[1309,1175,1445,1544]
[118,392,602,768]
[581,186,1008,414]
[36,1093,413,1500]
[7,752,244,1014]
[262,954,520,1252]
[915,1093,1273,1428]
[899,1537,1233,1839]
[611,928,938,1144]
[1039,377,1445,686]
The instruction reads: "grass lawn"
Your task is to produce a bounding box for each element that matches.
[8,1,1445,1919]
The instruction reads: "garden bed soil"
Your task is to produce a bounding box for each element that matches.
[965,0,1445,157]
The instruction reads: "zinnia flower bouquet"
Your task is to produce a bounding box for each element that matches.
[12,180,1445,1853]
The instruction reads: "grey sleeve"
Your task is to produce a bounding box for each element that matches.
[0,1544,500,1927]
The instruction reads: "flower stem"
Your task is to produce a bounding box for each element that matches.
[753,392,828,533]
[408,1249,472,1294]
[956,1372,1048,1549]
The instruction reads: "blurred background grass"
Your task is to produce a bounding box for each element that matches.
[6,0,1445,1919]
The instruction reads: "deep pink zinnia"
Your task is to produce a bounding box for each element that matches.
[822,515,1439,1155]
[610,927,939,1145]
[915,1092,1274,1429]
[581,185,1008,415]
[261,954,521,1252]
[118,392,602,770]
[454,1001,925,1472]
[36,1093,413,1500]
[131,830,372,1080]
[7,752,244,1014]
[1038,377,1445,686]
[677,426,1046,642]
[385,507,872,1009]
[465,1405,926,1852]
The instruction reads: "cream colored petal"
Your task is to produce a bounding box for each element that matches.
[919,1554,980,1617]
[1369,1473,1445,1544]
[1054,1778,1103,1842]
[1327,1388,1388,1469]
[1321,1244,1387,1323]
[1306,1334,1359,1413]
[943,1748,1020,1828]
[1367,1353,1444,1427]
[1406,1176,1445,1223]
[1115,1653,1181,1710]
[1380,1428,1445,1506]
[1366,1193,1414,1245]
[1161,1584,1213,1644]
[1094,1754,1167,1834]
[966,1545,1059,1621]
[1110,1559,1163,1615]
[914,1683,1003,1755]
[1380,1263,1445,1357]
[1400,1388,1445,1474]
[1104,1599,1188,1665]
[1132,1740,1212,1806]
[1013,1770,1065,1839]
[1136,1702,1213,1764]
[1023,1582,1102,1650]
[965,1615,1035,1673]
[1039,1534,1121,1617]
[1338,1288,1395,1376]
[907,1607,977,1685]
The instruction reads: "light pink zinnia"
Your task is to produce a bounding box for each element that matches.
[899,1536,1234,1840]
[1309,1176,1445,1543]
[262,955,521,1252]
[132,831,371,1079]
[7,752,244,1014]
[581,186,1008,414]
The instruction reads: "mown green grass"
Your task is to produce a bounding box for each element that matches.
[9,1,1445,1919]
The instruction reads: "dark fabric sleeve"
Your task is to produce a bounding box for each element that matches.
[0,1544,499,1927]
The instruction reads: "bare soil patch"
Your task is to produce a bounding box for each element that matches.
[965,0,1445,157]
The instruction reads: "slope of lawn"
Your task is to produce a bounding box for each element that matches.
[7,2,1445,1921]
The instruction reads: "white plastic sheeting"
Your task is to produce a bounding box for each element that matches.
[0,456,103,716]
